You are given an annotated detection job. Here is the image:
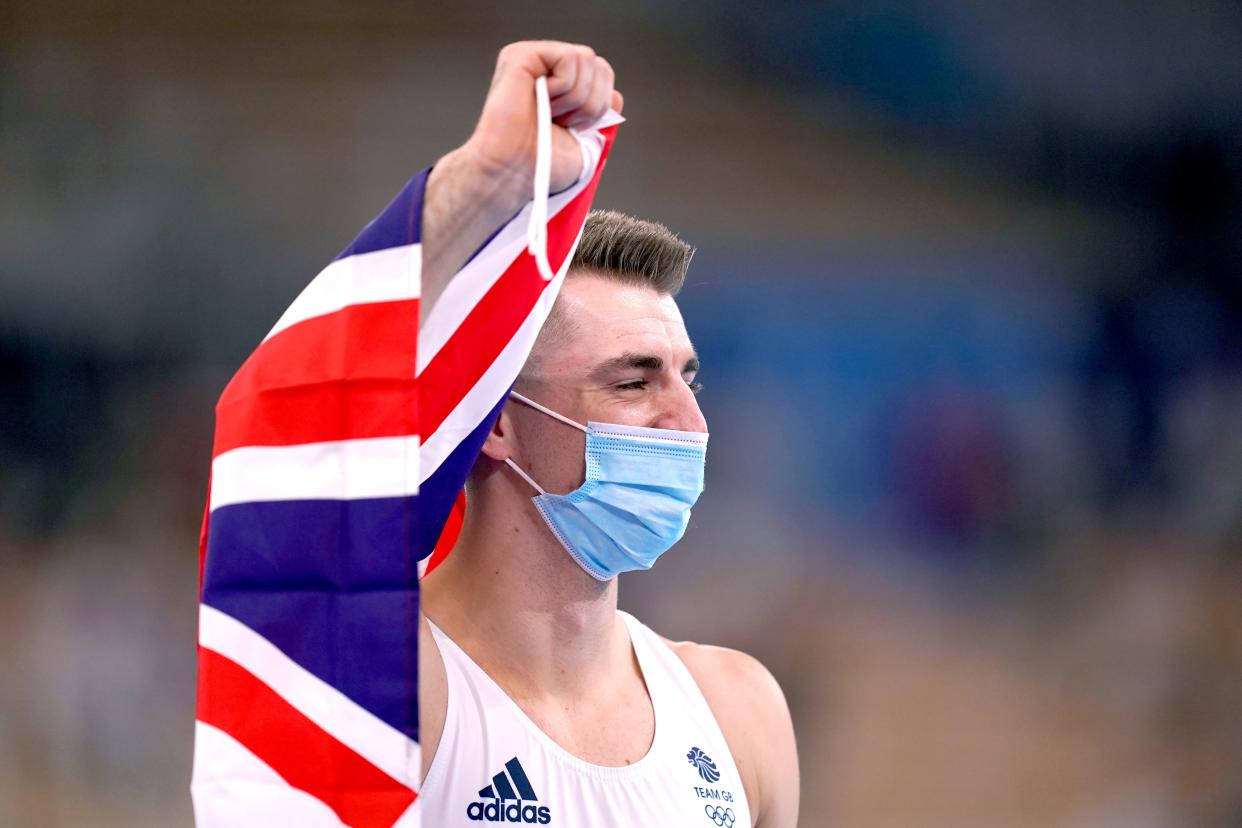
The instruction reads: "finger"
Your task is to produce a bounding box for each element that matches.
[566,57,613,128]
[486,41,571,119]
[550,47,596,121]
[542,45,579,100]
[611,89,624,115]
[549,47,594,119]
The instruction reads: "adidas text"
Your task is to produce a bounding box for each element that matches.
[466,801,552,824]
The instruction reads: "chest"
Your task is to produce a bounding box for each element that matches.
[423,616,753,827]
[513,676,656,766]
[428,728,751,828]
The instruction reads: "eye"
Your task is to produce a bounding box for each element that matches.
[688,380,704,395]
[615,379,648,391]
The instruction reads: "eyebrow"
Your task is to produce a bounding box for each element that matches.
[588,351,700,381]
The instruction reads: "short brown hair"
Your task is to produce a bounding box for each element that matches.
[516,211,693,382]
[568,210,694,295]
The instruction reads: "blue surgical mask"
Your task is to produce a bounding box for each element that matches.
[504,390,708,581]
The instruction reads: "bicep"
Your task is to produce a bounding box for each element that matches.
[726,651,799,828]
[752,672,799,828]
[677,644,800,828]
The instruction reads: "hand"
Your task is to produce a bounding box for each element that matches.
[421,41,621,322]
[463,41,623,201]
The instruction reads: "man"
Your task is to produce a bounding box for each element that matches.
[418,41,799,827]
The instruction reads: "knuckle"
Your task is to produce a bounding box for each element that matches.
[495,43,521,68]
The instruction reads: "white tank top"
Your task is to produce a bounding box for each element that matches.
[422,611,752,828]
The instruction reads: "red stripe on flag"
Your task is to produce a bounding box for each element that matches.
[418,143,614,439]
[197,647,416,828]
[198,473,212,594]
[212,129,613,459]
[424,490,465,576]
[213,300,419,457]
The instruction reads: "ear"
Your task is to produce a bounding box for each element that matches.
[479,401,517,462]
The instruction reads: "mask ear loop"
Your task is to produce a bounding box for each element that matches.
[508,389,589,433]
[504,457,546,495]
[503,389,588,495]
[527,75,556,282]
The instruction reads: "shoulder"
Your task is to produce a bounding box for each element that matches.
[669,640,787,717]
[665,638,800,828]
[667,639,793,759]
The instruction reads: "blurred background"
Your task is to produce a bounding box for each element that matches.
[2,1,1240,825]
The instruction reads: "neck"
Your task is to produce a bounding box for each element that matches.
[421,478,626,699]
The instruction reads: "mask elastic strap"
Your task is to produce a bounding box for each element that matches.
[504,457,546,496]
[508,389,589,433]
[527,75,555,282]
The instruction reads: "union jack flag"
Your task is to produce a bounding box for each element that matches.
[191,112,621,826]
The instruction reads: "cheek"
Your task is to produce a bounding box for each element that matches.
[546,429,588,492]
[520,423,588,493]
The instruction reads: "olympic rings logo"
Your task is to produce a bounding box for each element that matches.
[704,804,736,827]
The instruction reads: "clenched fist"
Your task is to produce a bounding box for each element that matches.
[421,41,622,321]
[465,41,623,197]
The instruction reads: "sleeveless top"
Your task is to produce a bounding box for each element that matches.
[422,611,752,828]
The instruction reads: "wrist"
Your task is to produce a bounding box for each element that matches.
[450,142,532,220]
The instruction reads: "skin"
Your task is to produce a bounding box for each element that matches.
[420,41,622,322]
[418,42,800,828]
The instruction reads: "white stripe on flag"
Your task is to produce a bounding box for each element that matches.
[210,435,420,511]
[197,605,420,788]
[264,244,422,343]
[191,721,350,828]
[418,229,583,484]
[416,120,612,374]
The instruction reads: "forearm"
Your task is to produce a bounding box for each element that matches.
[420,147,529,323]
[419,41,615,323]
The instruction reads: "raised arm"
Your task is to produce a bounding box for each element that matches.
[420,41,622,322]
[195,39,622,826]
[416,39,621,778]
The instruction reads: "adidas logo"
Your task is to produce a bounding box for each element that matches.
[465,756,552,824]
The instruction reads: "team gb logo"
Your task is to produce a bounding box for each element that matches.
[686,747,721,783]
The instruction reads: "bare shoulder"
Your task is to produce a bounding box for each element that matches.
[668,639,787,713]
[665,638,800,828]
[665,639,793,762]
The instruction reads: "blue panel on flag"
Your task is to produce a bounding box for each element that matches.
[413,393,508,558]
[202,495,420,741]
[335,169,430,261]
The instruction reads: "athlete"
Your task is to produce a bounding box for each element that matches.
[419,41,800,827]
